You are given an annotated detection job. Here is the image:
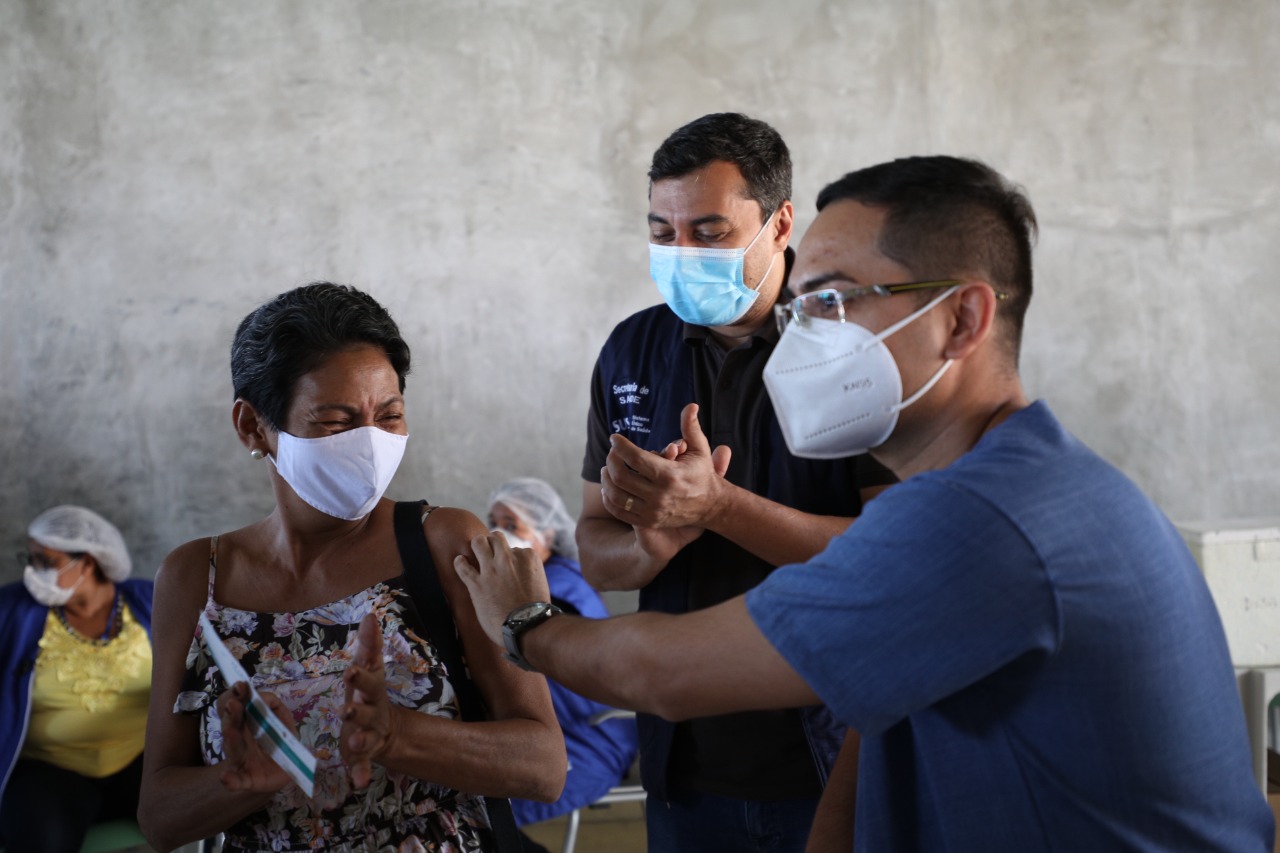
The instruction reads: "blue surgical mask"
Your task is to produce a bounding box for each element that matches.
[649,211,778,327]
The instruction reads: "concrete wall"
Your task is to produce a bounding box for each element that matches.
[2,0,1278,587]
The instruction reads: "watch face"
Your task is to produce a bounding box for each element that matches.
[509,602,549,623]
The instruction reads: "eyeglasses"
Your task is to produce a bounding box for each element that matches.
[16,550,42,570]
[774,279,1007,334]
[14,550,81,571]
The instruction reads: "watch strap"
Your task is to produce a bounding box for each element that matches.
[502,602,562,672]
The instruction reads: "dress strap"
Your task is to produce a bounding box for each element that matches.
[391,500,525,850]
[206,535,219,603]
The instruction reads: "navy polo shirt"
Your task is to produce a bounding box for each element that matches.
[581,251,896,800]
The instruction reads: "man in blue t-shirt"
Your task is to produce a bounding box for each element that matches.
[459,155,1275,851]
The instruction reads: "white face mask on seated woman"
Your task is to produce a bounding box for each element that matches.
[23,556,86,607]
[269,426,409,521]
[490,527,536,551]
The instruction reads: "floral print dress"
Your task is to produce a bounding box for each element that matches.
[175,537,495,852]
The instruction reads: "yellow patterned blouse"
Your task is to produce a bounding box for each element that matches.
[19,603,151,778]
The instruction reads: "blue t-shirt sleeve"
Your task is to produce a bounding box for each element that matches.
[746,477,1060,736]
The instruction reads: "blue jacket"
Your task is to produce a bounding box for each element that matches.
[589,305,883,800]
[0,578,154,801]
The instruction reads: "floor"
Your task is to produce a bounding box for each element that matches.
[115,804,649,853]
[522,800,648,853]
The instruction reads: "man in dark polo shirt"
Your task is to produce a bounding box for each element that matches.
[577,112,894,852]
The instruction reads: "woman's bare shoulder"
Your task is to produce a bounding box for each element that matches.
[422,506,487,549]
[156,538,213,586]
[151,537,216,633]
[154,519,260,605]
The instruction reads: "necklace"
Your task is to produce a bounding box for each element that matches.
[56,588,121,644]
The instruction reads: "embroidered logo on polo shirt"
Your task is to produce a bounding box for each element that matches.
[611,380,652,436]
[614,381,649,405]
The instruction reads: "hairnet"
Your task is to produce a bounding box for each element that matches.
[487,477,579,561]
[27,505,133,582]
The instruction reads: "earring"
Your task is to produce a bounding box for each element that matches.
[250,449,265,460]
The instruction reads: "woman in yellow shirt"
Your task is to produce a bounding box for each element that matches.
[0,505,154,853]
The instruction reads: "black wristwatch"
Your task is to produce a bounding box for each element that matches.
[501,602,563,672]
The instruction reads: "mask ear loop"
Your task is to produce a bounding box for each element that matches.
[752,251,778,294]
[866,285,960,413]
[744,208,777,253]
[744,209,780,294]
[897,358,954,411]
[57,556,90,598]
[864,285,960,348]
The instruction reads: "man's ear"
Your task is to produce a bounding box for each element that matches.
[942,282,999,360]
[770,201,795,251]
[232,398,273,455]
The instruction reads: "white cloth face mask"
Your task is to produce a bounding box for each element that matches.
[491,528,537,551]
[271,426,408,520]
[763,287,957,459]
[23,558,86,607]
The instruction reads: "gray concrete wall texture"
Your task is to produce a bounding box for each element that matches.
[2,1,1277,588]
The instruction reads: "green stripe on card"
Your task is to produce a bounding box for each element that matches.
[246,701,313,779]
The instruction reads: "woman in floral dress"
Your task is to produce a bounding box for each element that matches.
[139,284,565,852]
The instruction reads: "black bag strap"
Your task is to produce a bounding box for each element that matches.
[392,500,522,852]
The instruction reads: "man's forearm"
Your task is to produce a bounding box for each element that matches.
[454,540,823,722]
[706,482,855,566]
[518,598,821,722]
[520,612,672,713]
[575,515,668,591]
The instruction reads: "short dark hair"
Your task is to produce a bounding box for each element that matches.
[230,282,411,430]
[648,113,792,221]
[816,156,1037,362]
